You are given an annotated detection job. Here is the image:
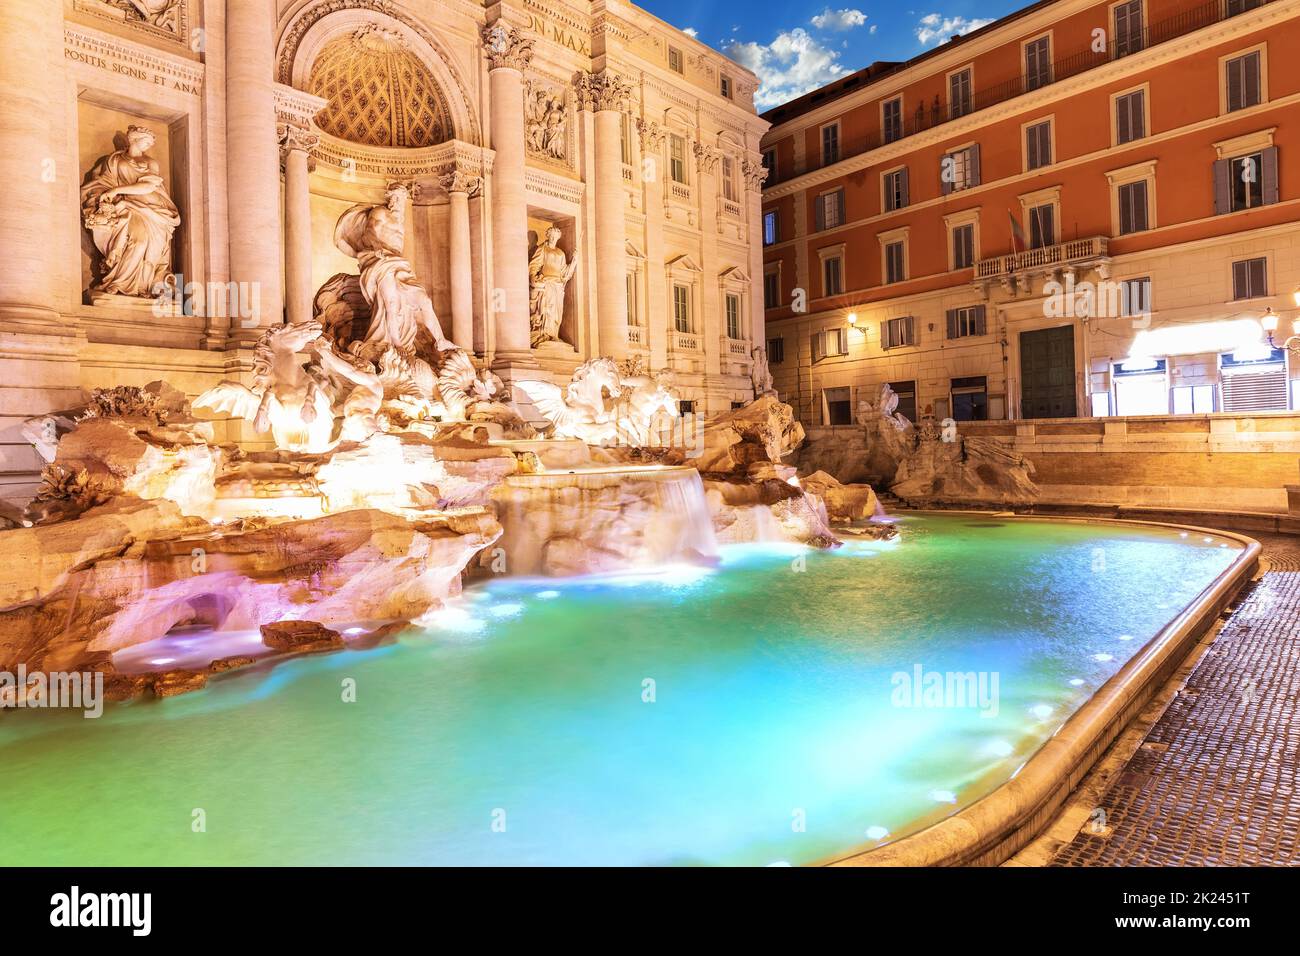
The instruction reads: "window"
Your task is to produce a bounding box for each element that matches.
[952,223,976,269]
[1120,277,1151,318]
[821,123,840,165]
[678,399,696,414]
[763,210,779,246]
[626,272,639,325]
[669,134,687,184]
[881,316,916,350]
[1025,120,1052,170]
[720,74,732,99]
[1227,0,1264,16]
[1118,180,1149,234]
[768,337,785,364]
[620,113,632,164]
[951,376,988,421]
[883,168,909,211]
[943,145,980,193]
[946,305,987,339]
[1232,257,1267,299]
[1115,89,1145,144]
[1113,0,1144,58]
[823,386,853,425]
[761,148,776,178]
[888,380,917,422]
[1028,203,1055,248]
[668,46,683,74]
[882,97,903,144]
[949,68,973,118]
[1025,36,1051,91]
[1224,51,1262,112]
[822,254,843,296]
[1091,392,1113,416]
[725,293,741,340]
[1214,147,1278,214]
[673,283,691,332]
[1113,358,1168,415]
[721,156,738,202]
[816,188,845,230]
[884,241,906,284]
[1172,384,1215,414]
[1221,347,1286,411]
[763,270,780,309]
[811,328,847,362]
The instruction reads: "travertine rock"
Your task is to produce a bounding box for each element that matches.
[799,470,880,523]
[260,620,345,653]
[695,395,805,474]
[703,475,839,549]
[892,435,1038,506]
[0,507,501,673]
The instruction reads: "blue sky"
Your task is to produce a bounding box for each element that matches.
[639,2,1024,110]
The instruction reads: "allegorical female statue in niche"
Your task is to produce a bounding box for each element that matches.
[80,125,181,298]
[528,225,577,347]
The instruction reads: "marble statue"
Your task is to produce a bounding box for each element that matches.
[80,125,181,298]
[751,346,776,397]
[516,358,624,444]
[308,337,386,444]
[528,226,578,348]
[616,369,680,447]
[334,183,454,360]
[195,320,336,453]
[858,383,911,432]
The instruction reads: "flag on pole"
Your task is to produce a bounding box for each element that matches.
[1008,209,1027,253]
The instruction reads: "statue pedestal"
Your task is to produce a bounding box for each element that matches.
[533,340,577,359]
[88,292,181,317]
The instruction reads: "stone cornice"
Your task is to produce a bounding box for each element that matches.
[313,135,494,180]
[762,0,1300,200]
[273,83,328,129]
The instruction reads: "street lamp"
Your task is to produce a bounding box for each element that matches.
[1261,306,1300,352]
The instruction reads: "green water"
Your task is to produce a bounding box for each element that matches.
[0,514,1240,866]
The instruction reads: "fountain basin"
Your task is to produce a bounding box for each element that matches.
[0,514,1256,866]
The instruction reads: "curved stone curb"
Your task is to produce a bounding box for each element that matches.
[823,512,1262,867]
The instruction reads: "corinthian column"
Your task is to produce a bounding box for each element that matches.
[279,124,319,327]
[0,0,61,326]
[227,0,283,339]
[577,70,632,360]
[439,167,482,350]
[482,23,534,364]
[742,158,770,358]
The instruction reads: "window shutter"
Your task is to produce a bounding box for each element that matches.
[1042,205,1055,245]
[1213,158,1232,215]
[946,309,957,338]
[905,316,916,345]
[975,305,987,335]
[969,143,981,187]
[815,195,826,231]
[1116,99,1130,145]
[1249,258,1266,297]
[1244,53,1261,107]
[1226,60,1242,111]
[899,167,910,207]
[811,332,823,363]
[1232,260,1248,299]
[879,322,890,349]
[1261,146,1279,205]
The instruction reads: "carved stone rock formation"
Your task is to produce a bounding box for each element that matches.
[694,395,806,474]
[798,470,880,523]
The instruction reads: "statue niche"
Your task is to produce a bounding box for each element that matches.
[528,225,577,349]
[80,125,181,300]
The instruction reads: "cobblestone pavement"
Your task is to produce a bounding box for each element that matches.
[1051,532,1300,866]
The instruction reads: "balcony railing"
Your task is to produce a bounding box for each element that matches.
[765,0,1274,186]
[975,236,1109,280]
[673,330,701,351]
[627,324,645,346]
[722,335,751,357]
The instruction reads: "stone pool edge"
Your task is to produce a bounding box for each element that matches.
[822,511,1262,868]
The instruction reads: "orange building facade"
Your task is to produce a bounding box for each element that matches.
[759,0,1300,426]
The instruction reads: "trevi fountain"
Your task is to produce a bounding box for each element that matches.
[0,0,1255,869]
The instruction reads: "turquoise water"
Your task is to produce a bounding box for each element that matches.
[0,514,1240,866]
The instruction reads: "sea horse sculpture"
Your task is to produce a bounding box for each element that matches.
[194,321,335,453]
[515,357,624,444]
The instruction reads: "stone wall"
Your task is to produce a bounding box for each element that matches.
[799,412,1300,514]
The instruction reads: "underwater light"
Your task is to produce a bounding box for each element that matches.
[1093,653,1114,662]
[150,657,176,666]
[1068,678,1085,687]
[984,740,1014,758]
[929,789,958,804]
[535,590,560,600]
[865,826,890,840]
[343,627,366,636]
[488,603,525,618]
[1029,704,1053,720]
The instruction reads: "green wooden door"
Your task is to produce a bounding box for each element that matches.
[1019,325,1076,419]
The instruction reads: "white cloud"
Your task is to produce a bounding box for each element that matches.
[870,24,878,34]
[810,7,868,31]
[915,13,993,46]
[725,28,850,109]
[683,27,698,38]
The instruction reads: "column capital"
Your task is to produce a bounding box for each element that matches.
[438,166,483,197]
[575,69,632,113]
[481,23,534,72]
[635,118,664,150]
[742,157,770,190]
[693,142,721,175]
[277,122,321,155]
